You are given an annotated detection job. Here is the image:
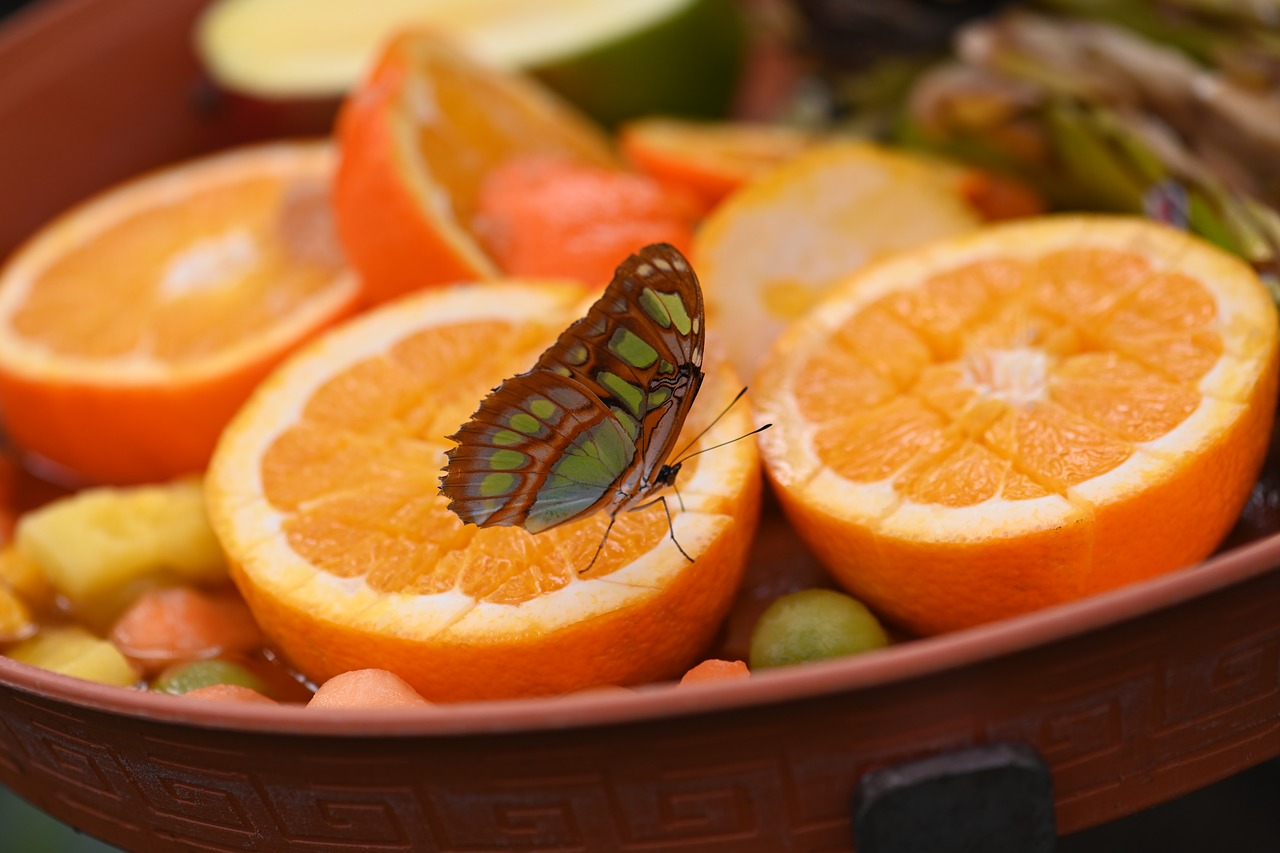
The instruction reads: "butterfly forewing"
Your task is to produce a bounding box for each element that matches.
[440,243,705,535]
[535,243,704,477]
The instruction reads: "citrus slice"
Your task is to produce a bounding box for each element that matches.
[196,0,745,125]
[752,215,1279,635]
[0,142,359,485]
[332,29,617,305]
[205,281,761,700]
[619,117,822,212]
[694,141,985,382]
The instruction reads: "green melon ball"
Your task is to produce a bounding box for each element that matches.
[749,589,890,669]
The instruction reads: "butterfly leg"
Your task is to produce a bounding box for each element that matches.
[626,495,693,563]
[581,496,694,574]
[581,512,620,574]
[655,495,694,563]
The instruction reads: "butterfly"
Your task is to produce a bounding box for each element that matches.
[439,242,705,566]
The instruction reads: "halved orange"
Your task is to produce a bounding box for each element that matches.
[752,215,1278,635]
[205,280,761,700]
[0,142,359,485]
[332,29,618,305]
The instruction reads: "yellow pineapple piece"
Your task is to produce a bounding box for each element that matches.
[0,581,36,643]
[6,625,140,686]
[14,478,227,603]
[0,544,55,612]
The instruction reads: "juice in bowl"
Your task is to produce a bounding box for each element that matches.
[4,1,1280,852]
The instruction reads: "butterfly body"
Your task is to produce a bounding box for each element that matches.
[440,244,704,547]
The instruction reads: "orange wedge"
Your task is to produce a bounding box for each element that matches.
[206,281,761,700]
[619,117,821,212]
[332,30,618,305]
[0,142,359,485]
[694,141,985,382]
[753,216,1278,635]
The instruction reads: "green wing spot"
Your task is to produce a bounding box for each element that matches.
[509,412,540,434]
[480,472,517,497]
[565,342,589,364]
[492,429,523,447]
[659,359,674,375]
[552,365,572,376]
[692,316,701,334]
[598,371,645,417]
[639,287,673,328]
[607,326,658,368]
[649,386,671,407]
[610,406,639,441]
[638,286,694,334]
[530,398,556,420]
[489,448,526,470]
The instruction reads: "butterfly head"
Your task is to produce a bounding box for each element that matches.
[654,462,682,488]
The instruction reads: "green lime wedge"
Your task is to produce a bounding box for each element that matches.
[197,0,747,125]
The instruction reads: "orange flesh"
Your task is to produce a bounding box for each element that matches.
[13,178,344,364]
[259,317,688,604]
[395,44,616,230]
[796,248,1222,507]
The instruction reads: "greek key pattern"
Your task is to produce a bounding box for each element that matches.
[3,573,1280,852]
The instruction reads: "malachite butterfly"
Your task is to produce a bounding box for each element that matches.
[439,242,705,564]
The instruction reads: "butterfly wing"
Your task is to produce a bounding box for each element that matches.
[440,243,706,533]
[440,370,638,533]
[535,243,705,485]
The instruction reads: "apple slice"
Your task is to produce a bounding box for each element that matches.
[195,0,747,125]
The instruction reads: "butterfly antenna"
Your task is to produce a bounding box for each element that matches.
[672,423,772,467]
[672,386,749,462]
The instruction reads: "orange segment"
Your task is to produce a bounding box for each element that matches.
[754,216,1278,635]
[206,281,761,700]
[332,30,617,305]
[0,142,359,485]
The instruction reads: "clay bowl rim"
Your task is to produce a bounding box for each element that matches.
[3,529,1278,738]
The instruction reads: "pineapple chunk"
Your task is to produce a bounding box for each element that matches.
[15,478,226,603]
[0,581,35,643]
[0,544,55,612]
[6,626,140,686]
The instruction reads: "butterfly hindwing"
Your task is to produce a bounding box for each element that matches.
[441,371,636,532]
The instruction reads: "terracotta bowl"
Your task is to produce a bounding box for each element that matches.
[4,2,1280,851]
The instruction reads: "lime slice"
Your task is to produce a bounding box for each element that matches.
[196,0,747,124]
